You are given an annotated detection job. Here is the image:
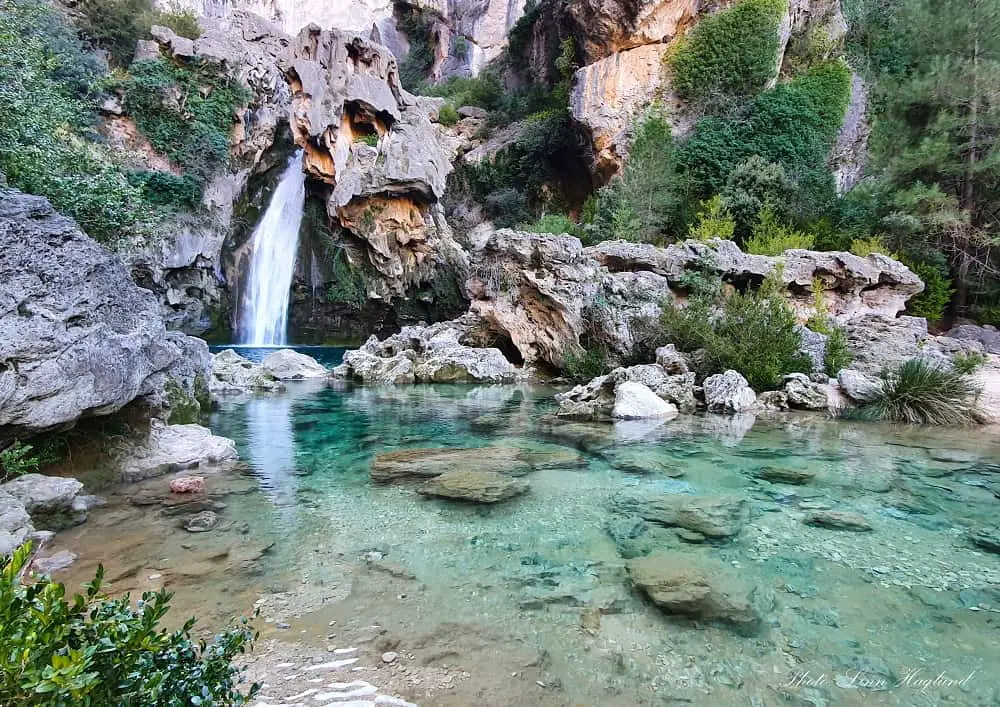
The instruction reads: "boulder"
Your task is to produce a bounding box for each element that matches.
[418,469,529,503]
[557,364,696,419]
[615,493,748,539]
[804,510,873,532]
[612,382,679,420]
[260,349,328,380]
[797,326,827,373]
[337,320,517,384]
[371,447,533,483]
[113,420,239,482]
[703,371,757,413]
[210,349,284,394]
[837,368,879,401]
[944,324,1000,354]
[627,553,765,633]
[0,474,85,530]
[31,550,77,573]
[757,390,789,410]
[843,315,939,374]
[655,345,690,374]
[0,187,210,439]
[0,491,34,556]
[783,373,829,410]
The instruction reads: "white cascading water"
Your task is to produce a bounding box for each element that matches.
[240,150,306,347]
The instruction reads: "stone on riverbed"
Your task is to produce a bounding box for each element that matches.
[615,493,748,539]
[627,553,766,633]
[969,527,1000,554]
[32,549,77,573]
[418,470,529,503]
[755,466,816,485]
[703,371,756,413]
[804,510,873,532]
[182,510,219,532]
[612,382,679,420]
[170,476,206,494]
[260,349,328,380]
[370,445,580,482]
[114,420,238,482]
[602,448,685,477]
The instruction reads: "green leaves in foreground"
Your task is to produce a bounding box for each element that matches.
[849,358,982,425]
[0,543,258,706]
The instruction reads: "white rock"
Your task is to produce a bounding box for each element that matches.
[113,420,238,482]
[703,371,757,413]
[612,382,679,420]
[260,349,328,380]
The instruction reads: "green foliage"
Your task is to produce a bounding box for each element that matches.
[0,0,152,244]
[1,442,39,483]
[562,347,610,383]
[720,156,795,238]
[355,133,379,147]
[437,104,460,126]
[422,73,504,111]
[849,235,892,257]
[75,0,200,66]
[0,543,259,705]
[326,249,368,312]
[823,327,853,376]
[953,351,988,375]
[668,0,787,105]
[849,358,982,424]
[688,195,735,241]
[121,58,249,183]
[454,35,469,60]
[660,267,812,389]
[128,170,202,209]
[519,213,582,237]
[744,206,814,255]
[905,259,955,321]
[397,5,438,91]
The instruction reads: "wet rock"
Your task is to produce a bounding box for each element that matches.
[703,371,757,413]
[675,528,706,543]
[170,476,206,494]
[113,420,239,482]
[612,381,679,420]
[209,349,284,394]
[804,510,873,532]
[260,349,328,380]
[755,467,815,485]
[616,493,748,539]
[627,553,765,633]
[837,368,879,401]
[418,470,529,503]
[370,447,533,482]
[0,490,34,556]
[182,510,219,532]
[1,474,85,529]
[32,550,77,573]
[602,448,685,476]
[783,373,829,410]
[969,527,1000,554]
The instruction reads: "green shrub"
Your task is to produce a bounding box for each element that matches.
[562,346,610,382]
[122,58,249,182]
[0,442,39,483]
[720,156,795,238]
[482,188,531,228]
[823,327,853,376]
[422,72,504,111]
[953,351,988,375]
[744,207,814,255]
[850,358,982,425]
[438,104,460,126]
[74,0,200,66]
[659,294,717,352]
[519,213,582,237]
[904,260,954,322]
[850,235,893,257]
[326,248,368,311]
[0,543,259,705]
[668,0,787,104]
[128,170,202,209]
[397,4,438,91]
[688,195,735,241]
[354,133,379,147]
[153,6,201,39]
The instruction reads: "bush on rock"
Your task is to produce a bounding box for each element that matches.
[848,358,982,425]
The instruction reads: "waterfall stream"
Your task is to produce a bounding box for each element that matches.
[239,150,306,346]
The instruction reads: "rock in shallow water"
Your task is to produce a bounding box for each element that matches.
[170,476,206,494]
[369,445,582,482]
[32,550,77,573]
[804,510,873,532]
[626,553,766,633]
[260,349,328,380]
[611,381,679,420]
[703,371,757,413]
[969,527,1000,554]
[755,466,816,485]
[210,349,284,394]
[182,510,219,532]
[113,420,238,482]
[783,373,829,410]
[418,470,529,503]
[615,493,748,539]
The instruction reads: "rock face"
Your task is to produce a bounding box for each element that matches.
[210,349,285,394]
[418,469,529,503]
[945,324,1000,354]
[627,553,765,633]
[261,349,328,379]
[336,320,516,384]
[612,381,679,420]
[703,371,757,413]
[842,315,933,374]
[0,188,211,440]
[112,420,239,482]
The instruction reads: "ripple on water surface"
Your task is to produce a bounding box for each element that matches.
[51,382,1000,706]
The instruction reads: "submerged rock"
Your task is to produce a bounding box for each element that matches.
[804,510,873,532]
[627,553,765,633]
[615,493,748,539]
[755,467,815,485]
[703,371,756,413]
[969,527,1000,554]
[261,349,328,380]
[602,448,685,477]
[371,447,532,482]
[210,349,284,394]
[170,476,206,494]
[32,550,77,573]
[182,510,219,532]
[418,470,529,503]
[612,382,679,420]
[113,420,239,482]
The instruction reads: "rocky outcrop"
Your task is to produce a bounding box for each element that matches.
[703,371,757,413]
[261,349,329,379]
[782,373,829,410]
[336,319,516,384]
[944,324,1000,355]
[556,364,695,419]
[0,474,96,530]
[210,349,285,394]
[0,188,211,441]
[111,419,240,482]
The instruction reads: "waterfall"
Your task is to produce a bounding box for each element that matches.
[240,150,306,347]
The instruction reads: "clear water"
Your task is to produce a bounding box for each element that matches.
[51,384,1000,706]
[209,345,347,368]
[238,150,306,347]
